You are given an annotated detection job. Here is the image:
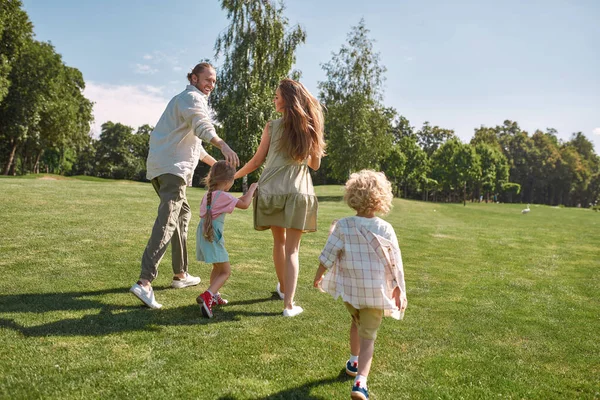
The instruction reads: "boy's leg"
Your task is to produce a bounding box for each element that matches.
[357,338,375,377]
[350,321,360,356]
[140,174,187,283]
[355,308,383,378]
[171,197,191,276]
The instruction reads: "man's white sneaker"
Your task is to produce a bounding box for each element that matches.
[283,305,303,317]
[171,273,201,289]
[130,283,162,309]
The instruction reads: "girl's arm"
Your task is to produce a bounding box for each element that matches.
[235,182,258,210]
[307,153,321,171]
[234,123,271,179]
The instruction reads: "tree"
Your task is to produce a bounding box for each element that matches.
[94,122,137,180]
[211,0,306,189]
[391,115,415,142]
[416,122,455,157]
[475,143,508,202]
[0,0,33,104]
[396,135,428,199]
[452,142,481,206]
[471,125,500,151]
[33,65,93,174]
[380,144,406,197]
[530,130,561,204]
[430,139,461,201]
[319,19,393,180]
[0,39,63,175]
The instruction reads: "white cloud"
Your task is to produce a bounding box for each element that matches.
[593,127,600,136]
[143,54,153,60]
[84,82,169,136]
[134,63,158,74]
[173,66,183,72]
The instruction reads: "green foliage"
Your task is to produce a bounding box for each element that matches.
[396,134,429,199]
[501,182,521,202]
[0,0,33,103]
[416,121,455,157]
[319,19,394,180]
[0,2,93,176]
[211,0,306,189]
[475,142,509,199]
[94,122,149,181]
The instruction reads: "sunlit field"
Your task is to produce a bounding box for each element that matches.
[0,176,598,399]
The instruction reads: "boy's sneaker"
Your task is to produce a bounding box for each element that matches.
[171,273,201,289]
[346,360,358,377]
[351,382,369,400]
[212,292,228,306]
[276,282,284,300]
[130,282,162,309]
[196,291,214,318]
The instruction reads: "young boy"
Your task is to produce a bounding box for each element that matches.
[313,170,407,400]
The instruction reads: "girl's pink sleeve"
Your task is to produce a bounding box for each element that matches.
[218,192,239,214]
[199,195,207,218]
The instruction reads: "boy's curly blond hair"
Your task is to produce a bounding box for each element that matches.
[344,170,394,215]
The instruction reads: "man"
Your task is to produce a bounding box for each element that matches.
[130,62,239,309]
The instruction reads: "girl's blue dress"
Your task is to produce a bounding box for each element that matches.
[196,192,230,263]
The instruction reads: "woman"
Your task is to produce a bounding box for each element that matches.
[234,78,326,317]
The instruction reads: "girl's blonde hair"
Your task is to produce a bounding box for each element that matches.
[277,78,326,162]
[344,170,394,215]
[202,161,235,242]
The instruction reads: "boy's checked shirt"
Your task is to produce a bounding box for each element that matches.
[319,216,406,319]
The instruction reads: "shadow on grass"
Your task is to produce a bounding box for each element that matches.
[316,196,343,203]
[217,369,350,400]
[0,288,279,337]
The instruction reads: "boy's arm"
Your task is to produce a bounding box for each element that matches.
[386,225,407,311]
[235,182,258,209]
[314,219,343,289]
[313,264,327,288]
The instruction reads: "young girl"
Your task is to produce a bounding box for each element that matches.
[313,170,407,400]
[196,161,257,318]
[234,78,326,317]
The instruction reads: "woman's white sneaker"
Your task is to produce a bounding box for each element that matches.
[283,305,303,317]
[276,282,285,300]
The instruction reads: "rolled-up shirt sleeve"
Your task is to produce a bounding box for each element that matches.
[198,144,208,161]
[181,94,218,143]
[319,221,344,269]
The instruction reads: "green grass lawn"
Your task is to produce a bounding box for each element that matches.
[0,175,598,399]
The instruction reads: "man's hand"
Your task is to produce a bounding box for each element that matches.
[219,142,239,167]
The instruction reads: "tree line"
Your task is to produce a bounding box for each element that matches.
[1,0,598,207]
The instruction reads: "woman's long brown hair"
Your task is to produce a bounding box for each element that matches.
[277,79,326,162]
[202,161,235,242]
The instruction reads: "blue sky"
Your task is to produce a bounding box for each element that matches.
[21,0,600,152]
